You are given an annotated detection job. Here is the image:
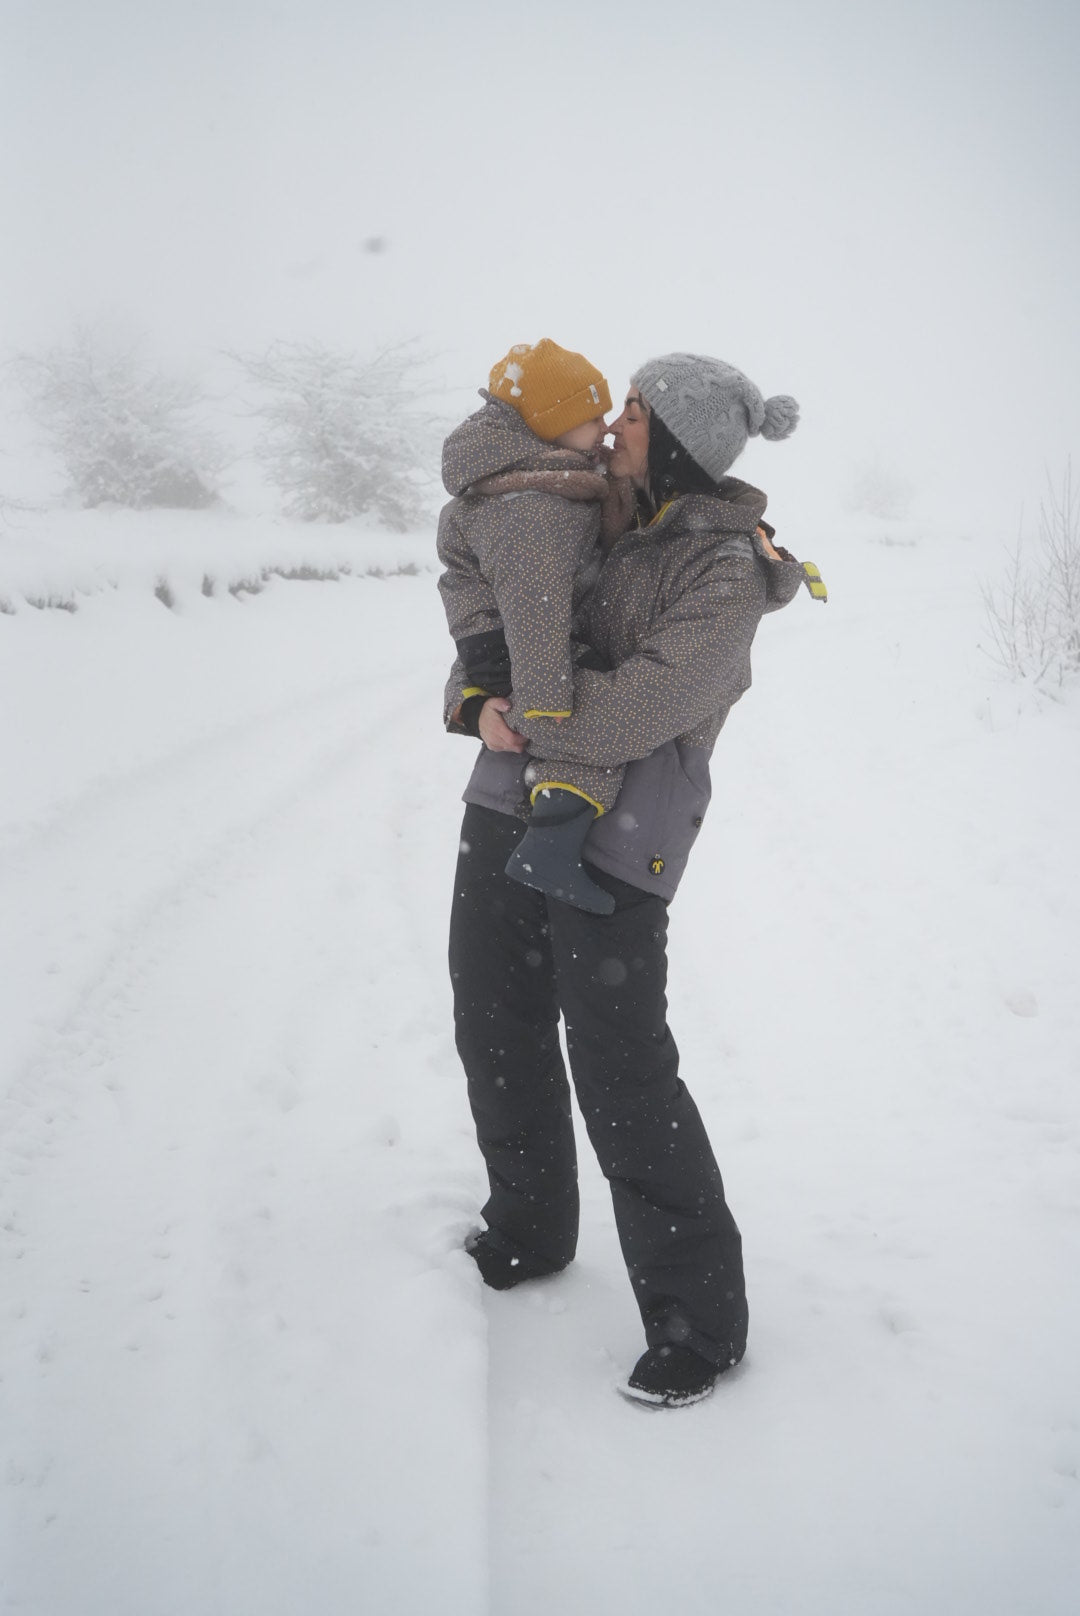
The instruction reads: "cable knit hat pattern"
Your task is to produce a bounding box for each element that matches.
[489,338,612,443]
[632,353,798,484]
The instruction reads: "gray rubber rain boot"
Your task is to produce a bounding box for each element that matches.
[504,788,615,916]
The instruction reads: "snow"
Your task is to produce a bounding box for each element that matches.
[2,505,1079,1615]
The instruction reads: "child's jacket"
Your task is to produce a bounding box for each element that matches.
[437,393,607,719]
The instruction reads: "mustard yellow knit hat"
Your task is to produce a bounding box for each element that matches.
[488,339,612,441]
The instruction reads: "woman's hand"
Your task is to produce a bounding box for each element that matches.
[479,697,527,753]
[757,525,782,561]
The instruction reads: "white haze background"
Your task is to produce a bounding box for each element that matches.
[3,0,1079,531]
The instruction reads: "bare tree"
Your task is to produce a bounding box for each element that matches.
[12,328,224,510]
[234,340,437,528]
[981,462,1080,688]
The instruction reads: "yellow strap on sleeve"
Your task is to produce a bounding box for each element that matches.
[461,686,491,700]
[523,709,572,720]
[802,561,828,602]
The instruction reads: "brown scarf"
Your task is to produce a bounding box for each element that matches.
[467,466,636,547]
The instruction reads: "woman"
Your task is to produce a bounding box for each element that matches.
[445,353,817,1407]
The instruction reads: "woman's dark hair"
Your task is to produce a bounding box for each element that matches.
[646,411,718,503]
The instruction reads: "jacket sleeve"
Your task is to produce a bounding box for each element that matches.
[443,657,472,732]
[437,504,501,644]
[483,493,588,720]
[520,551,766,768]
[762,550,807,613]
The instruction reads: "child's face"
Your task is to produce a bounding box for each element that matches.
[553,414,608,454]
[607,391,650,485]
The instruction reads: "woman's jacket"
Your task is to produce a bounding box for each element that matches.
[446,479,808,901]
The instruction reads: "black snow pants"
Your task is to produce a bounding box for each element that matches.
[448,803,748,1368]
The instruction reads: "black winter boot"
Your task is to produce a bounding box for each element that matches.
[465,1229,569,1290]
[504,788,615,916]
[620,1343,730,1408]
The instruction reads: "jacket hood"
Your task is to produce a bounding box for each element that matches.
[441,392,595,496]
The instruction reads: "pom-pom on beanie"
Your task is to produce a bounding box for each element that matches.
[631,352,798,484]
[489,339,612,442]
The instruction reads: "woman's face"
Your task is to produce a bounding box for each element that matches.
[607,390,650,485]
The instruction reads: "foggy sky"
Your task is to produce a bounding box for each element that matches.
[3,0,1078,532]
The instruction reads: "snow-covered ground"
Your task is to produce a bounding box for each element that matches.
[2,504,1079,1615]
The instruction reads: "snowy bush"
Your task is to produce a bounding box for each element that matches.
[12,329,224,510]
[235,340,437,528]
[981,463,1080,688]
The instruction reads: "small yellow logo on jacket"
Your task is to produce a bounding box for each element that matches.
[649,855,665,877]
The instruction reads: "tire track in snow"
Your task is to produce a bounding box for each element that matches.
[0,666,442,1219]
[2,647,489,1615]
[0,668,377,860]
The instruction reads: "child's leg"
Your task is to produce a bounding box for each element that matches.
[504,761,624,915]
[523,760,622,815]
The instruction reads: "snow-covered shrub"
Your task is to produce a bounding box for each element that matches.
[235,340,436,528]
[12,329,224,510]
[981,463,1080,688]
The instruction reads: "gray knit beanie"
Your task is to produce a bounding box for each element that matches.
[631,353,799,484]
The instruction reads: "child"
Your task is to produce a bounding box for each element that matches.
[438,339,624,915]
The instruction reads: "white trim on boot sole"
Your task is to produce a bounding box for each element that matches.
[616,1376,717,1409]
